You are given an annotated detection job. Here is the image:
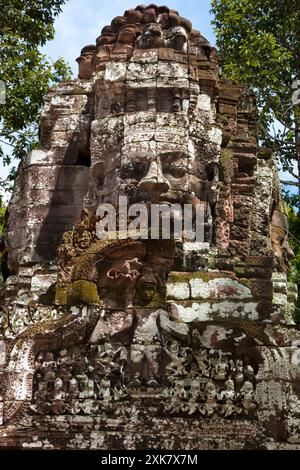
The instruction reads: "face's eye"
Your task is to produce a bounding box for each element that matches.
[119,163,147,180]
[162,158,188,179]
[172,35,187,51]
[119,164,135,179]
[167,167,187,178]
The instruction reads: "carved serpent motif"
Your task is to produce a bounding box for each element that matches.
[72,238,144,281]
[2,313,87,425]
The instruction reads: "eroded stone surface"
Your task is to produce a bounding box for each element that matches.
[0,3,299,450]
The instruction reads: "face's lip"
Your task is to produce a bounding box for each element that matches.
[134,187,193,205]
[158,193,194,206]
[152,31,162,38]
[158,198,187,207]
[158,200,173,207]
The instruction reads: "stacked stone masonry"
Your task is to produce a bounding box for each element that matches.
[0,4,299,450]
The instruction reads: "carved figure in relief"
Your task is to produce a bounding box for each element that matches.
[214,352,229,380]
[201,381,218,417]
[1,5,296,446]
[69,378,79,399]
[54,377,65,400]
[167,379,188,414]
[165,343,189,379]
[192,350,211,378]
[234,359,244,384]
[183,378,201,415]
[240,381,256,414]
[219,379,236,418]
[78,373,95,399]
[33,381,48,403]
[100,378,111,400]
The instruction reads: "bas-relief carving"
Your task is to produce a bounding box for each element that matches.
[30,314,258,420]
[0,3,298,450]
[271,209,294,272]
[55,210,175,308]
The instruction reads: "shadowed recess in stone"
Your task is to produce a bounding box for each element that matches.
[0,4,299,451]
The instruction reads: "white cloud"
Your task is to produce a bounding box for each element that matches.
[1,1,214,202]
[43,0,215,76]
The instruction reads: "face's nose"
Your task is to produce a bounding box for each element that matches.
[138,159,170,197]
[282,237,294,260]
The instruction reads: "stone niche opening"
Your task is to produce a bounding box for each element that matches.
[0,2,299,452]
[76,147,91,167]
[124,87,187,113]
[237,155,256,177]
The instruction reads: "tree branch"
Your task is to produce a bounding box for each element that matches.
[281,180,300,187]
[0,129,15,138]
[273,34,293,53]
[0,139,14,147]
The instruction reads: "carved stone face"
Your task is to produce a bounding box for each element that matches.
[89,52,220,218]
[166,26,188,52]
[271,209,294,271]
[81,9,221,220]
[137,23,165,49]
[76,45,96,80]
[135,24,188,52]
[96,240,174,308]
[116,152,198,205]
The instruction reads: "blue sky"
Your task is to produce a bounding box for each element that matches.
[1,1,296,202]
[0,1,214,199]
[43,0,215,76]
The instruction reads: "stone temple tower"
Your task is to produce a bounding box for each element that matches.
[0,4,300,450]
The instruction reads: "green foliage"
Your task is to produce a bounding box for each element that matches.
[287,209,300,284]
[0,0,72,191]
[211,0,300,207]
[287,209,300,322]
[211,1,300,321]
[0,206,4,235]
[0,204,5,296]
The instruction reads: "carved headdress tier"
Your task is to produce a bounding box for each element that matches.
[0,4,299,451]
[76,4,211,79]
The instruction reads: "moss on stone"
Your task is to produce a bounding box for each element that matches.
[168,271,235,284]
[146,291,166,308]
[238,278,251,288]
[55,280,100,306]
[207,261,217,270]
[219,148,234,182]
[55,286,69,305]
[72,280,100,305]
[220,148,233,161]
